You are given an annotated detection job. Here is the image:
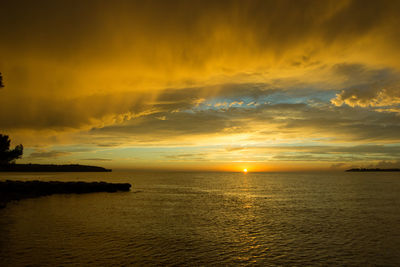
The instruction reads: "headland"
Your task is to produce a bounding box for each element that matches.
[0,180,131,208]
[0,164,111,172]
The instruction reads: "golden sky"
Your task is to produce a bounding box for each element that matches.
[1,0,400,171]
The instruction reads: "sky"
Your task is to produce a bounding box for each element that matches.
[1,0,400,171]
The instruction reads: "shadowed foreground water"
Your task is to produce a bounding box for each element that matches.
[0,171,399,266]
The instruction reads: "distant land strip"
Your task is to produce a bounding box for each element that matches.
[0,180,131,208]
[0,164,111,172]
[346,168,400,172]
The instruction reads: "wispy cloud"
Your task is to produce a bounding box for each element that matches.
[1,0,399,170]
[81,158,112,162]
[29,150,71,159]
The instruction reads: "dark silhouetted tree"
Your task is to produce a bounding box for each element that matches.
[0,73,4,88]
[0,134,23,165]
[0,74,23,164]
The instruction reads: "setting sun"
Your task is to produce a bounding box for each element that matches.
[243,169,248,173]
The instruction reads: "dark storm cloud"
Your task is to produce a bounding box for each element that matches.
[1,0,400,62]
[157,83,277,102]
[1,0,400,168]
[0,92,151,130]
[332,64,397,85]
[280,105,400,141]
[91,109,235,136]
[330,64,400,110]
[0,82,276,130]
[1,0,400,134]
[90,97,400,143]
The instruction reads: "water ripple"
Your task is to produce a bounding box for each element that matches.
[1,172,400,266]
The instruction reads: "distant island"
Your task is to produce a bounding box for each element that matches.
[0,164,111,172]
[0,180,130,208]
[346,168,400,172]
[0,134,111,172]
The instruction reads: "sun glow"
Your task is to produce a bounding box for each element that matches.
[243,169,248,173]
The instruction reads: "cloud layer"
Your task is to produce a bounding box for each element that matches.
[1,0,399,170]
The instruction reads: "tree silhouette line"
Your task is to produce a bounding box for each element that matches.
[0,135,23,165]
[0,72,24,164]
[0,72,4,88]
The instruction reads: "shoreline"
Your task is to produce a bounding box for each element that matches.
[0,164,111,172]
[0,180,131,208]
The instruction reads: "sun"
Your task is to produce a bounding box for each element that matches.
[243,168,248,173]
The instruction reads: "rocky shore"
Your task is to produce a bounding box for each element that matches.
[0,180,131,208]
[0,164,111,172]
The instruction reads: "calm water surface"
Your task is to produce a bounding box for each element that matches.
[0,171,399,266]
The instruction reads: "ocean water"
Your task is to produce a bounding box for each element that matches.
[0,171,399,266]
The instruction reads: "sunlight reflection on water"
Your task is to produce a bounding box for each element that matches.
[0,171,400,266]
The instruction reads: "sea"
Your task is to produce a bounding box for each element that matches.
[0,171,399,266]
